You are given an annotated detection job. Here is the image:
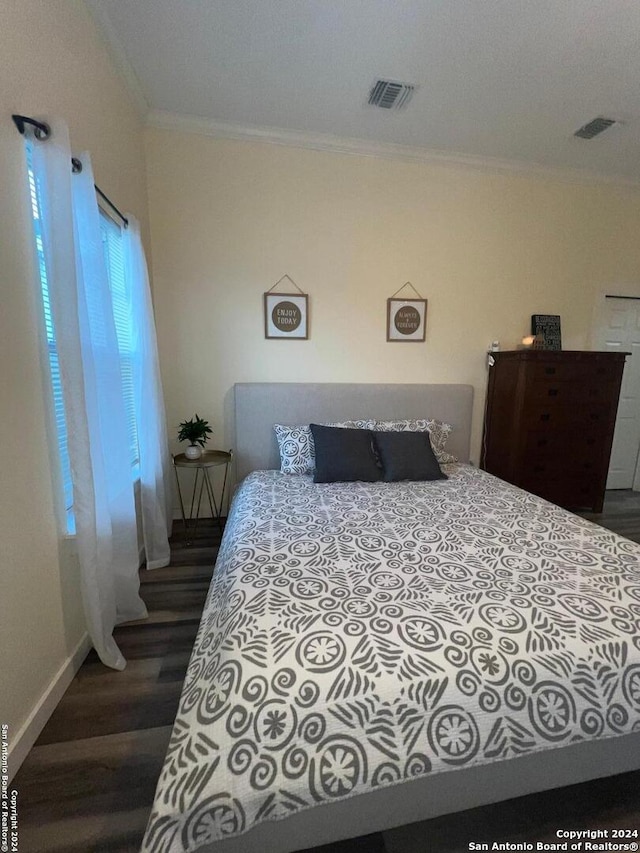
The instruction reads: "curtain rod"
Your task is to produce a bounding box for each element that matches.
[606,294,640,301]
[12,114,129,228]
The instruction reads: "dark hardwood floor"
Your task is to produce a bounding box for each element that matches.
[12,495,640,853]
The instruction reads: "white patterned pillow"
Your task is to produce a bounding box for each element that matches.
[372,419,457,464]
[274,420,376,474]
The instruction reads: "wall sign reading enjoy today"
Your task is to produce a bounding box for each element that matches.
[264,291,309,339]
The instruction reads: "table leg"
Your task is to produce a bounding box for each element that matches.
[173,462,190,545]
[203,468,222,532]
[221,452,232,519]
[188,468,200,523]
[191,469,207,541]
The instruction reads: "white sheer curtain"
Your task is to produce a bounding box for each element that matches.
[124,218,172,569]
[32,119,146,670]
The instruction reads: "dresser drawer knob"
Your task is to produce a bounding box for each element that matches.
[540,413,550,421]
[548,388,559,397]
[534,464,545,472]
[537,438,548,447]
[545,367,556,375]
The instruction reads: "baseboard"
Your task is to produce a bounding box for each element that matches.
[8,632,91,782]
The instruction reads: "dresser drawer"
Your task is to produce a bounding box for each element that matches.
[527,380,575,406]
[581,380,618,404]
[525,402,612,430]
[523,457,599,482]
[520,475,597,509]
[530,362,580,382]
[528,376,618,406]
[524,430,602,459]
[530,359,618,384]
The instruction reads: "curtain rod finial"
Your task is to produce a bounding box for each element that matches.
[12,114,51,139]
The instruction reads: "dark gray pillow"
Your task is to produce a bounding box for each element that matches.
[373,430,447,482]
[310,424,381,483]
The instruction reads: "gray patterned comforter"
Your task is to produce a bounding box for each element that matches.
[142,465,640,853]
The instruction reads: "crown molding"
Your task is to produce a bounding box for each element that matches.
[146,109,640,189]
[84,0,149,118]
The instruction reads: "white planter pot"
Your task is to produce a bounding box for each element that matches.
[185,444,202,460]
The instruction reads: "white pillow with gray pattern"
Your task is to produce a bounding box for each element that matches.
[372,419,458,464]
[274,420,376,474]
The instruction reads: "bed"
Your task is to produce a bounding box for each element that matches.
[141,383,640,853]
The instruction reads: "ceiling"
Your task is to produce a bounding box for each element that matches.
[89,0,640,182]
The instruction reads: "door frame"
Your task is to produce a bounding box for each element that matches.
[589,284,640,491]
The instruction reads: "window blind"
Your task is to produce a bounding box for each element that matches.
[99,210,140,471]
[27,142,75,533]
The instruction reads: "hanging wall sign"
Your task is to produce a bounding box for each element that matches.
[387,282,427,342]
[264,275,309,340]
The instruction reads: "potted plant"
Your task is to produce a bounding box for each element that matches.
[178,414,212,460]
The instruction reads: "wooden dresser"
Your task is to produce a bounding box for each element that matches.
[481,350,627,512]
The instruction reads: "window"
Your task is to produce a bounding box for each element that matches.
[26,142,139,535]
[99,210,139,472]
[27,142,75,533]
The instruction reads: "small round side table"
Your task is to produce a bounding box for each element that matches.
[172,449,233,544]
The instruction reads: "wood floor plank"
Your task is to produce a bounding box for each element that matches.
[18,727,171,821]
[36,679,184,744]
[106,620,201,660]
[139,564,214,584]
[17,807,153,853]
[168,547,219,566]
[300,835,387,853]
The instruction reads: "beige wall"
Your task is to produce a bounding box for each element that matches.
[145,128,640,468]
[0,0,149,763]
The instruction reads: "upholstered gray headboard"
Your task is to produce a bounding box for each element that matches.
[234,383,474,480]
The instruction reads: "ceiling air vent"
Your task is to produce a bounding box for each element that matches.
[368,79,416,111]
[574,117,617,139]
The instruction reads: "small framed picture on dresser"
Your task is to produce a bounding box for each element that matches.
[531,314,562,350]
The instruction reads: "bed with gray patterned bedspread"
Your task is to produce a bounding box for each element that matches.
[142,464,640,853]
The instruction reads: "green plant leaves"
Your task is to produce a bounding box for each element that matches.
[178,413,213,446]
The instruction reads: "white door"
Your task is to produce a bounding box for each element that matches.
[593,297,640,489]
